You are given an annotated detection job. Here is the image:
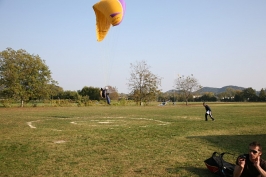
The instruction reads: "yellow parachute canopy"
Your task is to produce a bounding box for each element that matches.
[93,0,125,42]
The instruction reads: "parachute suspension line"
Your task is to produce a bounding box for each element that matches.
[106,25,121,85]
[99,25,122,88]
[99,37,111,87]
[100,29,113,87]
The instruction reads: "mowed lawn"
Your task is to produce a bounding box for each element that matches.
[0,102,266,177]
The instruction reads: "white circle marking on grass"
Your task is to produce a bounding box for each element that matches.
[27,117,171,129]
[54,140,66,144]
[71,117,170,127]
[27,120,41,128]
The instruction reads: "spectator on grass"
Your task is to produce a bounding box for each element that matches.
[203,102,215,121]
[233,141,266,177]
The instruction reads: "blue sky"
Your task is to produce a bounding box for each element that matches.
[0,0,265,93]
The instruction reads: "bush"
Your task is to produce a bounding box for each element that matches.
[0,99,14,107]
[119,98,127,106]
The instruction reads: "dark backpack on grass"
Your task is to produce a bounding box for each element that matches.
[204,152,235,177]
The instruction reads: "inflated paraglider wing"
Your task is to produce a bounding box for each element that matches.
[93,0,126,42]
[92,6,111,42]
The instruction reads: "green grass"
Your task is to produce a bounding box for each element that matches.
[1,102,266,176]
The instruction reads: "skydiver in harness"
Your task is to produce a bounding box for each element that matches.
[100,87,111,105]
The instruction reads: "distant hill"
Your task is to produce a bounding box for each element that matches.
[166,85,246,94]
[197,85,246,94]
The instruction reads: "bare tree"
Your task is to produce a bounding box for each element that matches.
[174,74,201,105]
[105,85,119,100]
[127,60,161,105]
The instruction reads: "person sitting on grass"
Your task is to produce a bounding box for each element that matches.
[233,141,266,177]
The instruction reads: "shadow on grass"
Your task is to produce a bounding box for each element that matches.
[187,134,266,155]
[166,134,266,176]
[166,167,216,177]
[49,115,73,118]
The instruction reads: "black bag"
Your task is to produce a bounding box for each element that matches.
[204,152,235,177]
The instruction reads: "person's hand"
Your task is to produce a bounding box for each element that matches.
[253,156,260,167]
[238,157,246,168]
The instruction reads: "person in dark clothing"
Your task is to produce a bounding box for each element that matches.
[203,102,215,121]
[100,88,106,98]
[233,141,266,177]
[106,93,111,105]
[100,87,110,105]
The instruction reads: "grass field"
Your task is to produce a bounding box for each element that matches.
[0,102,266,176]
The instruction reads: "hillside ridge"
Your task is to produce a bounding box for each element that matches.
[166,85,246,94]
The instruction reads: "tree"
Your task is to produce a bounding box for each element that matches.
[224,87,237,100]
[157,91,176,102]
[49,84,64,100]
[242,87,258,101]
[0,48,57,107]
[105,85,119,100]
[59,90,79,100]
[217,87,238,102]
[78,86,100,100]
[127,60,161,105]
[174,74,202,105]
[217,92,227,101]
[234,90,244,102]
[258,88,266,102]
[199,92,217,102]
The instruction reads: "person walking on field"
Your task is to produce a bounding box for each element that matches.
[203,102,215,121]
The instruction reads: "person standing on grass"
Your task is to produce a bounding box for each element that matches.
[233,141,266,177]
[203,102,215,121]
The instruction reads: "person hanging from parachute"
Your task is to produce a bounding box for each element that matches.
[100,87,111,105]
[93,0,125,105]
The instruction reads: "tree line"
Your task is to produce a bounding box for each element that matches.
[0,48,161,107]
[158,87,266,103]
[1,48,265,107]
